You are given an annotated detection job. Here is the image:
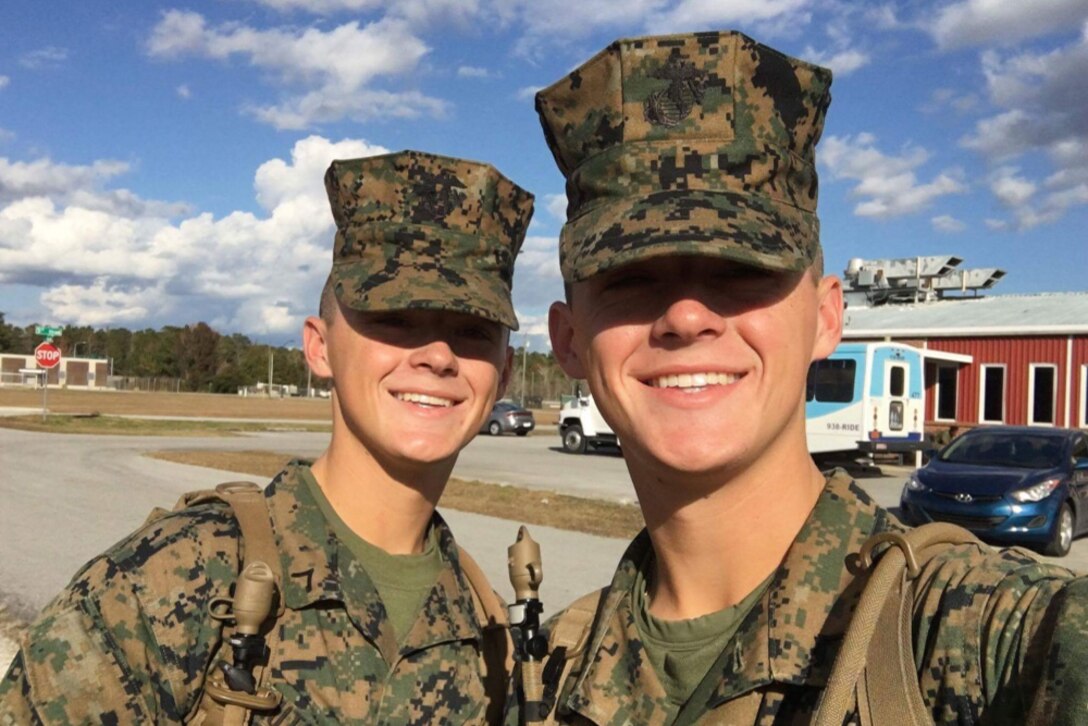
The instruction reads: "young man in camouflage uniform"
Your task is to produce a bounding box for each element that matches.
[529,31,1088,724]
[0,150,534,724]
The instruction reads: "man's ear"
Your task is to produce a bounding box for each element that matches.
[303,315,334,379]
[496,343,514,399]
[549,301,587,379]
[811,274,844,362]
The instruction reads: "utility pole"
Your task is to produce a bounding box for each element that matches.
[267,345,274,397]
[520,335,529,406]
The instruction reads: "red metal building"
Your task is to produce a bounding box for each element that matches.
[842,293,1088,432]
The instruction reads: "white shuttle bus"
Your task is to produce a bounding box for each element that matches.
[805,342,926,457]
[561,342,929,458]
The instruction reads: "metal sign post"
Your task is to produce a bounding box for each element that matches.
[34,339,62,421]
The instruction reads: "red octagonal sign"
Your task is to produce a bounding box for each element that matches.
[35,342,62,369]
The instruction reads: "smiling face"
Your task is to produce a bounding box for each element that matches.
[305,303,511,470]
[551,255,842,481]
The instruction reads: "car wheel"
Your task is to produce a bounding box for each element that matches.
[562,425,587,454]
[488,421,502,436]
[1044,503,1075,557]
[516,430,529,437]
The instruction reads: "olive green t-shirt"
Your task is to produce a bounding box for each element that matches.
[632,550,772,716]
[302,469,443,645]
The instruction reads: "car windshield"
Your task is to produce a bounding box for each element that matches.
[939,432,1065,469]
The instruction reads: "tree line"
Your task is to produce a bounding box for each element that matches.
[0,312,578,401]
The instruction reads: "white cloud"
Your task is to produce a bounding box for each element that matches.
[803,47,869,75]
[250,0,384,12]
[544,193,567,221]
[457,65,491,78]
[499,0,815,56]
[989,167,1036,207]
[176,84,192,99]
[513,235,563,311]
[19,46,68,69]
[0,158,127,203]
[147,10,446,129]
[820,133,967,218]
[644,0,812,31]
[0,128,13,144]
[0,76,9,90]
[931,214,966,233]
[516,85,542,102]
[962,33,1088,228]
[920,87,979,115]
[931,0,1088,49]
[248,0,483,27]
[1,136,390,334]
[40,280,163,327]
[497,0,663,56]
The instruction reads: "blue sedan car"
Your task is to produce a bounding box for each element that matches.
[900,426,1088,556]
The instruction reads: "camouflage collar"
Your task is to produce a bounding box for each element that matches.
[564,470,898,721]
[264,463,483,664]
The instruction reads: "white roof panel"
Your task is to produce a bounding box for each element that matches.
[842,292,1088,337]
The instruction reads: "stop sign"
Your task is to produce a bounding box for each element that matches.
[35,342,62,369]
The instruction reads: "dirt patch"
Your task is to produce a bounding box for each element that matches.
[0,388,331,421]
[0,414,331,437]
[148,449,643,539]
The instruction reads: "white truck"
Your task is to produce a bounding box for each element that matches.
[558,394,618,454]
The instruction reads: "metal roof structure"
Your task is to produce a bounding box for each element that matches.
[842,292,1088,338]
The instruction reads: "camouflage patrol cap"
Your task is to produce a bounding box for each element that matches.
[535,31,832,283]
[324,150,534,329]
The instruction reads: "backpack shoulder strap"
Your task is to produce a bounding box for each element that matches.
[178,481,285,725]
[456,545,514,725]
[211,482,284,612]
[550,587,605,655]
[814,522,980,726]
[526,587,609,724]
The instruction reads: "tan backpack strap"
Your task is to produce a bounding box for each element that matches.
[457,545,510,629]
[814,523,980,726]
[187,481,285,725]
[550,588,604,655]
[521,587,608,723]
[456,545,514,725]
[213,481,285,615]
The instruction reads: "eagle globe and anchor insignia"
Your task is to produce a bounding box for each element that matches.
[410,170,467,225]
[643,52,710,127]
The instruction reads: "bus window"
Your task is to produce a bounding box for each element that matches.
[806,359,857,403]
[889,366,906,397]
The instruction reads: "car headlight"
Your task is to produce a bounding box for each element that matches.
[1010,477,1063,503]
[905,473,927,492]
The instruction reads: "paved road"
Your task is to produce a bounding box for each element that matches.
[0,428,630,622]
[3,425,1086,625]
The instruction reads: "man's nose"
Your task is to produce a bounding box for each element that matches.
[650,295,726,345]
[409,338,459,376]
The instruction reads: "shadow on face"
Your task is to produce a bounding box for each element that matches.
[570,256,807,335]
[335,303,509,362]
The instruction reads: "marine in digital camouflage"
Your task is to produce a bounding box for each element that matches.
[526,470,1088,725]
[325,150,534,330]
[535,30,830,283]
[0,463,503,724]
[528,28,1088,726]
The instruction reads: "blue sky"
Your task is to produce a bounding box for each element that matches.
[1,0,1087,349]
